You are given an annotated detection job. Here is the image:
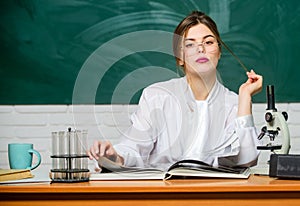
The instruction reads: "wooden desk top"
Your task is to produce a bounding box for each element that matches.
[2,175,300,206]
[1,174,300,193]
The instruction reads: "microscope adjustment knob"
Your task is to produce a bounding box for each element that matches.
[265,112,273,122]
[258,126,267,140]
[282,111,288,121]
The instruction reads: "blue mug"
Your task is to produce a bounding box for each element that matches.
[8,143,41,170]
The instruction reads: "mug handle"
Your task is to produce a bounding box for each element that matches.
[28,149,42,170]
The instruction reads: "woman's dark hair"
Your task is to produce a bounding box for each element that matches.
[173,11,222,67]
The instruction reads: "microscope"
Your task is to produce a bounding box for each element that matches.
[257,85,290,154]
[256,85,300,179]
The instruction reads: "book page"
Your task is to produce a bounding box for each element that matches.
[98,156,162,172]
[90,157,164,180]
[90,170,164,180]
[165,167,251,179]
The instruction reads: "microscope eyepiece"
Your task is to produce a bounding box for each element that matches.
[267,85,277,111]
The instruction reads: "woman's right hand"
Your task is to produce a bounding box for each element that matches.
[87,140,124,165]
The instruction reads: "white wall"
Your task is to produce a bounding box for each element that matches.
[1,104,300,171]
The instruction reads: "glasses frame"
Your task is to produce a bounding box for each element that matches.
[183,35,220,55]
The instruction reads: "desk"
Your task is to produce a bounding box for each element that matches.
[1,175,300,206]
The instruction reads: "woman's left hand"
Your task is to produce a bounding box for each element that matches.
[238,70,263,116]
[239,69,263,97]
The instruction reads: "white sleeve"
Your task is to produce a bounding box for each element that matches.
[212,115,261,167]
[234,115,261,166]
[114,88,160,167]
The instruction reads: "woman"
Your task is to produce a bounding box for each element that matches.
[88,11,263,170]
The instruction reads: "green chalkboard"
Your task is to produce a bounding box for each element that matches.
[0,0,299,104]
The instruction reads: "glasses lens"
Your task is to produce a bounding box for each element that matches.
[184,37,218,55]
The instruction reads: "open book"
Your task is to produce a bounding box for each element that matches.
[89,157,251,180]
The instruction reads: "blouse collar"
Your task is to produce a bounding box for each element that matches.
[181,76,221,111]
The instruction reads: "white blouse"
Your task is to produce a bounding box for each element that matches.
[184,100,208,160]
[114,77,261,170]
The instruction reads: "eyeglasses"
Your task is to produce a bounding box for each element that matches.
[184,36,219,55]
